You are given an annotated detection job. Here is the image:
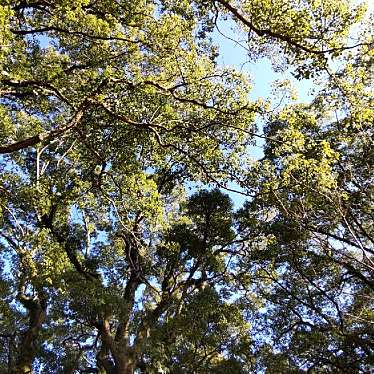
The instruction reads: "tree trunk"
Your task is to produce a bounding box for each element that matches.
[13,296,47,374]
[113,360,134,374]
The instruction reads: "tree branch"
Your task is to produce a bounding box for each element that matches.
[0,101,87,154]
[214,0,370,55]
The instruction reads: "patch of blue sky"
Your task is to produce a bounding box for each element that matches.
[208,18,321,208]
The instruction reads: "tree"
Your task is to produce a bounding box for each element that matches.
[236,32,374,372]
[0,0,372,373]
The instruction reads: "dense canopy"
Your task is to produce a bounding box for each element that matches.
[0,1,373,373]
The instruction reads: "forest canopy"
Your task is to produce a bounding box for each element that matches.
[0,1,373,373]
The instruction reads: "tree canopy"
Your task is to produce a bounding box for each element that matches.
[0,1,373,373]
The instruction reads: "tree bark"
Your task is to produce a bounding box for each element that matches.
[13,295,47,374]
[113,359,134,374]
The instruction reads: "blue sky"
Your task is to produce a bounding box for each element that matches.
[210,19,317,207]
[213,18,316,101]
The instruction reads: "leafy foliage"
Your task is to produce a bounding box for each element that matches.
[0,1,372,373]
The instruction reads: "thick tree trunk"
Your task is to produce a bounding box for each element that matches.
[13,295,47,374]
[112,346,135,374]
[96,324,135,374]
[113,361,134,374]
[97,355,134,374]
